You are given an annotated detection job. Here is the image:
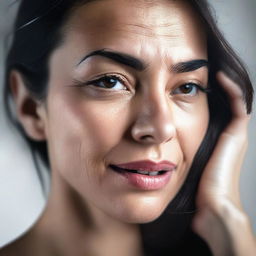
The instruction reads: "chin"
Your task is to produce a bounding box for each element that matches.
[113,199,168,224]
[123,210,164,224]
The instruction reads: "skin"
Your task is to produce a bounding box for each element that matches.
[192,72,256,256]
[1,0,255,255]
[44,0,209,224]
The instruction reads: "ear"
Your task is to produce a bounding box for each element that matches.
[9,70,48,141]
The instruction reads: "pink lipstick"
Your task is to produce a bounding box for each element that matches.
[109,160,176,190]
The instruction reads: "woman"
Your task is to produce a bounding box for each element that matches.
[1,0,255,255]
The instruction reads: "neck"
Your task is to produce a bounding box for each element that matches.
[28,170,143,256]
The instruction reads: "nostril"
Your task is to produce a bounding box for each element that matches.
[140,135,153,141]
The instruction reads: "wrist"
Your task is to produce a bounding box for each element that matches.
[192,198,256,256]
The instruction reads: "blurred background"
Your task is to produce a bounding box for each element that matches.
[0,0,255,247]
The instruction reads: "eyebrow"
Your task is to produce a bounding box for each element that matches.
[77,49,146,71]
[76,49,209,73]
[172,59,209,73]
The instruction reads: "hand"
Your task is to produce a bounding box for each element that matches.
[191,71,256,256]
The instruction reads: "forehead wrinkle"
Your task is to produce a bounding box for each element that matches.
[61,0,206,59]
[67,0,184,30]
[112,20,185,40]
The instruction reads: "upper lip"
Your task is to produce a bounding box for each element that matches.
[112,160,177,172]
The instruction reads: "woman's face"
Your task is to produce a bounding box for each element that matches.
[41,0,209,223]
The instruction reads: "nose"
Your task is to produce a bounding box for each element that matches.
[131,92,176,145]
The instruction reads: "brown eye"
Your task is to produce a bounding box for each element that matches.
[172,83,200,96]
[88,75,128,90]
[98,77,119,88]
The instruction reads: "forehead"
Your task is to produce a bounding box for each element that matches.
[59,0,207,62]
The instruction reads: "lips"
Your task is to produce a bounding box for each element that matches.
[112,160,177,172]
[110,164,167,176]
[108,160,175,190]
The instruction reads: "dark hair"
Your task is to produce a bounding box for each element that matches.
[3,0,254,254]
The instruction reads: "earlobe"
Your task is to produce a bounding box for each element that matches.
[9,70,47,141]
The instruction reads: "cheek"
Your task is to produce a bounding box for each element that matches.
[174,101,209,165]
[46,92,129,181]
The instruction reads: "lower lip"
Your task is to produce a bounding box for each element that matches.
[109,166,172,190]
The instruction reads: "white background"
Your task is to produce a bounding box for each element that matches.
[0,0,255,247]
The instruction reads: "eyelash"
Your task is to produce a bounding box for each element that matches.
[72,74,129,92]
[73,74,210,96]
[171,83,210,96]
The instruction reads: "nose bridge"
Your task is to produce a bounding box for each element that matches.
[142,86,171,121]
[141,66,170,116]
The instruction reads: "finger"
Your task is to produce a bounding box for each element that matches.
[199,72,251,204]
[204,132,248,199]
[216,71,249,118]
[216,71,251,135]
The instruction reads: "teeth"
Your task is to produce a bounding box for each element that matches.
[137,170,160,176]
[149,171,159,176]
[110,165,166,176]
[137,170,150,175]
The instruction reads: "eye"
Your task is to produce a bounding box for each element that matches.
[172,83,206,96]
[86,75,128,91]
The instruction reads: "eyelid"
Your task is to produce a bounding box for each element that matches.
[171,81,210,96]
[88,73,128,87]
[72,72,134,91]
